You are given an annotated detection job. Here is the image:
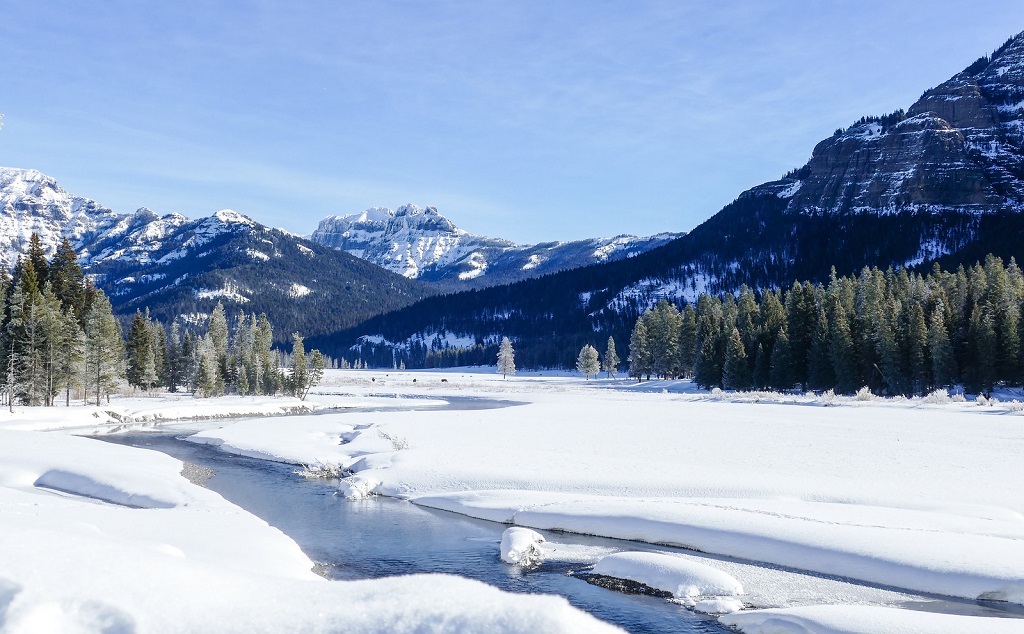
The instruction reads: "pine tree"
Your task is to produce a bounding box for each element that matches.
[576,344,600,380]
[678,304,697,377]
[289,332,308,398]
[126,310,152,392]
[497,336,516,379]
[48,238,86,323]
[907,303,929,393]
[628,316,652,381]
[82,292,123,406]
[829,301,857,394]
[208,302,230,383]
[722,328,751,391]
[928,305,957,389]
[603,336,620,378]
[26,233,49,290]
[693,296,723,389]
[769,330,794,391]
[807,307,834,391]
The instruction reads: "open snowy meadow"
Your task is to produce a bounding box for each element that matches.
[2,368,1024,632]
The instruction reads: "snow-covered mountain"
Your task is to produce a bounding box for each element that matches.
[311,204,683,286]
[0,167,429,341]
[0,168,122,268]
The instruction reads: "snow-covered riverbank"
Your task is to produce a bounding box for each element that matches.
[0,390,617,633]
[188,368,1024,632]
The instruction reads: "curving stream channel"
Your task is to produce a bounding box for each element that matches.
[97,397,1021,633]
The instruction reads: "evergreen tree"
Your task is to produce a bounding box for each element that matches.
[126,310,153,392]
[722,328,751,391]
[928,304,957,389]
[288,332,308,397]
[907,303,929,393]
[48,237,86,323]
[26,233,49,290]
[769,330,794,391]
[829,301,857,394]
[82,292,123,406]
[628,316,652,381]
[576,344,600,380]
[603,336,620,378]
[496,336,516,379]
[693,296,723,389]
[208,302,230,383]
[677,305,697,377]
[807,307,834,391]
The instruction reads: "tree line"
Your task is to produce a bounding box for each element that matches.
[3,234,325,407]
[627,256,1024,396]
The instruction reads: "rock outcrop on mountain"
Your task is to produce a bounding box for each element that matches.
[311,204,682,287]
[313,31,1024,368]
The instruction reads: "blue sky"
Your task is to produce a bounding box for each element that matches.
[1,2,1023,243]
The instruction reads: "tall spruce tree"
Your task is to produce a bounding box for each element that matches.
[722,328,751,391]
[576,344,600,380]
[603,336,620,378]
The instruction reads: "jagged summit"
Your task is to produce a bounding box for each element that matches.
[310,204,682,285]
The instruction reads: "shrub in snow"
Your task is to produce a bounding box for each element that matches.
[1007,400,1024,412]
[377,429,409,450]
[296,461,344,479]
[710,388,723,398]
[951,392,967,403]
[337,476,378,500]
[591,552,743,599]
[854,386,875,401]
[500,527,546,567]
[921,389,950,405]
[976,394,989,407]
[820,389,837,407]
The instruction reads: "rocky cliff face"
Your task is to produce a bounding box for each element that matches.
[311,204,682,286]
[789,34,1024,217]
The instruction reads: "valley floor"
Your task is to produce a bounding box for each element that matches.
[2,369,1023,632]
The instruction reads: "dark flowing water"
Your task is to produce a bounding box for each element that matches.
[102,431,727,634]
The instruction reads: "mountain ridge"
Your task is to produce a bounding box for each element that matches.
[310,203,683,287]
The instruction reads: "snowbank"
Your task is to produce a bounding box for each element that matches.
[0,429,620,632]
[500,527,546,566]
[720,605,1024,633]
[590,552,743,599]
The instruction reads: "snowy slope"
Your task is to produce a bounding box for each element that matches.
[311,204,682,285]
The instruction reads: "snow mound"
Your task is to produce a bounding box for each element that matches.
[591,552,743,599]
[500,527,545,566]
[719,604,1024,634]
[34,469,175,509]
[338,476,379,500]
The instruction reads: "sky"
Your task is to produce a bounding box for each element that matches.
[1,2,1024,244]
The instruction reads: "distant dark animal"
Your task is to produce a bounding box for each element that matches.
[413,378,417,383]
[441,379,448,383]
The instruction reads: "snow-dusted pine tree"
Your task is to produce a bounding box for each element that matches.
[576,344,600,380]
[603,336,619,378]
[497,337,515,379]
